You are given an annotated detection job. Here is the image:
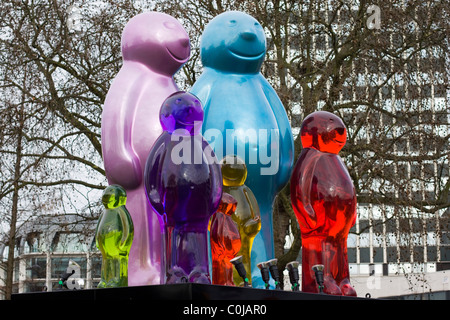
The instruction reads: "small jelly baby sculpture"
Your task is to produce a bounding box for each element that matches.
[144,91,222,284]
[290,111,357,296]
[220,155,261,287]
[95,185,134,288]
[101,12,190,286]
[190,11,294,288]
[209,193,241,286]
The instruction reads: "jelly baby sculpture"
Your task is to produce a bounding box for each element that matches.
[209,192,241,286]
[290,111,357,296]
[144,91,222,284]
[220,155,261,287]
[190,11,294,288]
[95,185,134,288]
[101,12,190,286]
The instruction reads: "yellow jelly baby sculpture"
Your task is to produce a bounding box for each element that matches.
[220,155,261,287]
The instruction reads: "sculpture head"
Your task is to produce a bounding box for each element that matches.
[159,91,204,135]
[300,111,347,154]
[102,185,127,209]
[220,155,247,187]
[217,193,238,217]
[121,12,190,75]
[200,11,266,74]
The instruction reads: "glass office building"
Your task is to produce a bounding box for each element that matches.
[0,215,101,298]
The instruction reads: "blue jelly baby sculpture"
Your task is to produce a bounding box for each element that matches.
[95,185,134,288]
[190,11,294,288]
[144,91,223,284]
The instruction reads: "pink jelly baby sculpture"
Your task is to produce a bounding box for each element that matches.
[210,193,241,286]
[101,12,190,286]
[290,111,357,296]
[144,91,222,284]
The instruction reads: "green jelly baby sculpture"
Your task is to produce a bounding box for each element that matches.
[96,185,134,288]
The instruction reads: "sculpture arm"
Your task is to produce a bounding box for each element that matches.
[259,77,294,190]
[203,137,223,214]
[94,212,104,250]
[291,149,321,230]
[118,207,134,251]
[143,132,170,216]
[101,67,144,189]
[242,186,261,236]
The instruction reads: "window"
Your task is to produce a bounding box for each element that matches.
[51,232,89,253]
[26,257,47,279]
[51,257,86,279]
[24,232,43,253]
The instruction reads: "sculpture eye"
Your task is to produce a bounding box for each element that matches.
[229,19,237,26]
[164,21,177,29]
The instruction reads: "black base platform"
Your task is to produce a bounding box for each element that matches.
[11,283,362,301]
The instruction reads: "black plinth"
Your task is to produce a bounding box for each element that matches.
[11,283,362,301]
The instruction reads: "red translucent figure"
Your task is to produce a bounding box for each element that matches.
[210,193,241,286]
[290,111,357,296]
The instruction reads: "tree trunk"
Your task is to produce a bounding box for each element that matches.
[5,101,25,300]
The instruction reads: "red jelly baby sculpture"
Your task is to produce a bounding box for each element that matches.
[210,193,241,286]
[290,111,357,296]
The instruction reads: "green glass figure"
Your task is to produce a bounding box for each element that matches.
[220,155,261,287]
[95,185,134,288]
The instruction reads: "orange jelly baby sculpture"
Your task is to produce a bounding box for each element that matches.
[210,193,241,286]
[290,111,357,296]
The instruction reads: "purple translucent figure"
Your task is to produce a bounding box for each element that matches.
[101,12,190,286]
[144,91,222,284]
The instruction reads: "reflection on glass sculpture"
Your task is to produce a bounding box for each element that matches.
[190,11,294,288]
[290,111,357,296]
[144,91,222,284]
[210,193,241,286]
[220,155,261,287]
[95,185,134,288]
[101,11,190,286]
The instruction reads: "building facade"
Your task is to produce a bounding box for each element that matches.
[0,215,101,298]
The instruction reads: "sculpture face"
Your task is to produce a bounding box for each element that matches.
[217,192,238,216]
[121,12,190,75]
[160,92,204,135]
[300,111,347,154]
[200,11,266,73]
[101,185,127,209]
[220,155,247,187]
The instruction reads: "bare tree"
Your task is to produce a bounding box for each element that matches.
[0,0,447,295]
[156,0,449,280]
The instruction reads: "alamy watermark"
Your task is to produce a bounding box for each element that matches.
[170,122,280,176]
[367,5,381,30]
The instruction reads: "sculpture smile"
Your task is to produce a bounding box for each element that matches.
[229,49,265,60]
[166,47,188,62]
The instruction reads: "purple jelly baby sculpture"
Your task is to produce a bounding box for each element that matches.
[101,12,190,286]
[144,91,223,284]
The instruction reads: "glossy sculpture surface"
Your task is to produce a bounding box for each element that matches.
[96,185,134,288]
[190,11,294,287]
[290,111,357,296]
[101,12,190,286]
[144,91,222,284]
[220,155,261,287]
[210,193,241,286]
